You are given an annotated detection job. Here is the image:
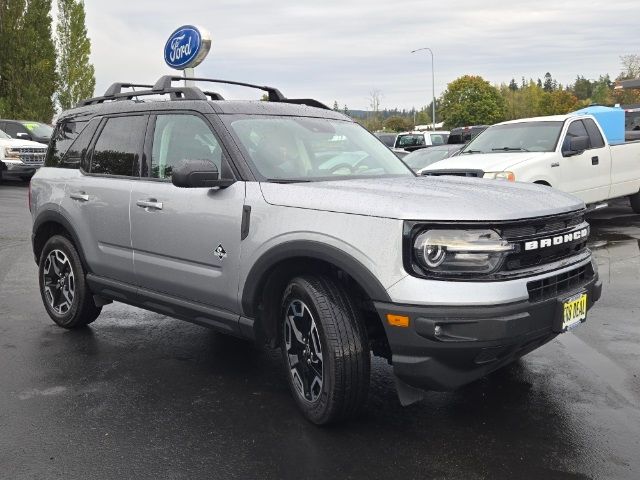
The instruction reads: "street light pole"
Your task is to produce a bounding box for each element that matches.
[411,47,436,131]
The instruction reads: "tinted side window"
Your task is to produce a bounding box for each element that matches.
[91,116,146,176]
[3,122,27,138]
[45,119,89,167]
[583,119,605,148]
[563,120,590,151]
[150,114,222,179]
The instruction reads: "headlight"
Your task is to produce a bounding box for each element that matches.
[4,147,20,160]
[483,171,515,181]
[413,229,514,276]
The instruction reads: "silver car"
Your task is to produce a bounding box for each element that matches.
[30,76,601,424]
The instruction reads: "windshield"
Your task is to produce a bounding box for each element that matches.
[403,147,458,170]
[461,121,563,154]
[375,133,396,147]
[0,129,10,139]
[226,116,413,181]
[395,134,425,148]
[21,121,53,137]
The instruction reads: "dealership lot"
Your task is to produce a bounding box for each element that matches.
[1,181,639,479]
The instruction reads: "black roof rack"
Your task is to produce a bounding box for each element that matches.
[77,76,330,110]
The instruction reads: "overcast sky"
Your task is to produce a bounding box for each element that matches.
[84,0,639,110]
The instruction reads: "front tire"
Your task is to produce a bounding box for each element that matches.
[38,235,101,328]
[630,192,640,214]
[280,275,370,425]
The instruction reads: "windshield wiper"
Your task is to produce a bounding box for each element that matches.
[491,146,530,152]
[264,178,312,183]
[461,149,483,154]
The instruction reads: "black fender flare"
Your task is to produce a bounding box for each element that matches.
[31,209,88,268]
[241,240,391,318]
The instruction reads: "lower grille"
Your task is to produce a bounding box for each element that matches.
[527,263,593,302]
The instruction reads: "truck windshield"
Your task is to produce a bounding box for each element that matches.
[460,121,563,154]
[226,116,414,181]
[21,122,53,138]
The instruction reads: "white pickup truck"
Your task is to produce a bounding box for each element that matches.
[0,128,47,183]
[421,114,640,213]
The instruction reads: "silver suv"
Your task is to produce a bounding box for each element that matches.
[30,77,602,424]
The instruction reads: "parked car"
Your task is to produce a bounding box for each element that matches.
[373,131,397,148]
[447,125,488,144]
[422,113,640,213]
[0,128,47,182]
[392,130,450,157]
[402,144,462,172]
[30,77,601,424]
[0,119,53,145]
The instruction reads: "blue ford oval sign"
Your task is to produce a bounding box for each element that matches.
[164,25,211,70]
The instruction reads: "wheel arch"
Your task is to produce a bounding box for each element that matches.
[32,210,88,270]
[241,240,391,348]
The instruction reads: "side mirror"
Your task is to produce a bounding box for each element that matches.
[171,159,235,188]
[562,136,589,157]
[16,132,32,140]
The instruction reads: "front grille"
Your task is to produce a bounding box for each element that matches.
[500,211,588,271]
[527,263,593,302]
[18,147,46,164]
[422,169,484,178]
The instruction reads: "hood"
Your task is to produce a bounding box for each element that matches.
[0,137,48,149]
[421,151,554,173]
[259,176,584,221]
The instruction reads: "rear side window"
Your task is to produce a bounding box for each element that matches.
[563,120,590,151]
[90,116,146,176]
[45,119,89,168]
[583,119,605,148]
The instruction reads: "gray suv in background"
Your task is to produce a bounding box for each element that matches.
[30,76,601,424]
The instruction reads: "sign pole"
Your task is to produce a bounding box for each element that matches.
[184,67,195,87]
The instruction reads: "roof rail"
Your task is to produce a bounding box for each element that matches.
[153,75,330,110]
[77,87,207,106]
[76,76,331,110]
[103,82,154,97]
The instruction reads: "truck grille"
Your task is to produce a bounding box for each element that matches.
[527,263,594,302]
[500,211,588,271]
[422,169,484,178]
[18,147,46,164]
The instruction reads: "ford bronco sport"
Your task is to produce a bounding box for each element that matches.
[30,76,602,424]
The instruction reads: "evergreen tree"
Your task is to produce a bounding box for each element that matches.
[543,72,554,92]
[0,0,57,122]
[508,78,518,91]
[22,0,57,121]
[56,0,95,110]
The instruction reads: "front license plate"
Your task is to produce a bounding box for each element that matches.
[562,293,587,331]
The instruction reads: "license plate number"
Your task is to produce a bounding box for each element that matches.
[562,293,587,330]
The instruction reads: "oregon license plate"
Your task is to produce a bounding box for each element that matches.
[562,293,587,331]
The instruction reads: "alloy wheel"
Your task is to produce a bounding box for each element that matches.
[284,299,324,402]
[42,249,75,315]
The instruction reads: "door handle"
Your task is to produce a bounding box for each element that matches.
[70,192,89,202]
[591,156,599,165]
[551,162,560,167]
[136,199,163,210]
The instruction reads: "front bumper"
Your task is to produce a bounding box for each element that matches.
[375,268,601,395]
[1,160,42,177]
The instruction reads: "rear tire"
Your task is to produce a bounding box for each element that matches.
[38,235,101,328]
[630,192,640,214]
[280,275,370,425]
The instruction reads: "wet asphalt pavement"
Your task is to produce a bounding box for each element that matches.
[0,181,639,480]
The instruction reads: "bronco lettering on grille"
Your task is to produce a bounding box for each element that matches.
[523,228,588,251]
